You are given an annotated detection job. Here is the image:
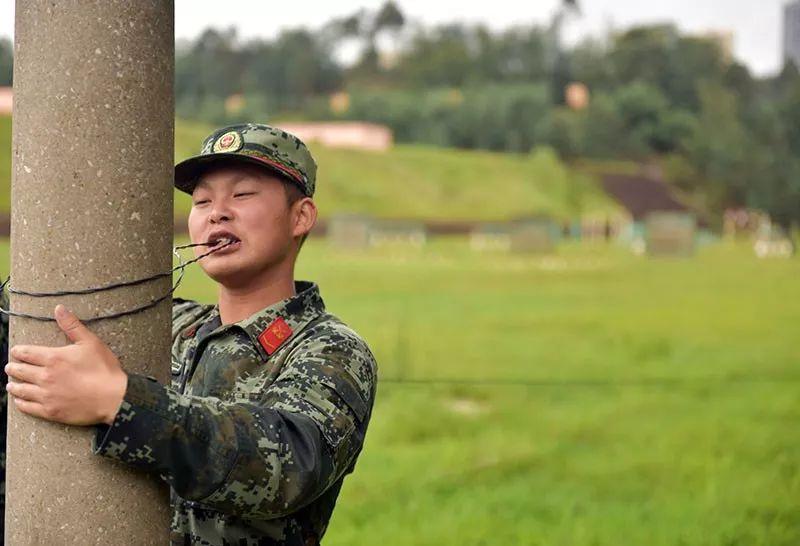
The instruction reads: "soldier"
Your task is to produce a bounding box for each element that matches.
[1,124,378,545]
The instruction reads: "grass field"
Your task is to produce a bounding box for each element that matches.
[3,238,797,545]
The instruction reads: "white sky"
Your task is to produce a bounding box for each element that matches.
[0,1,791,76]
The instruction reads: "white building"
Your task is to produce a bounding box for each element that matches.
[277,122,393,152]
[785,0,800,68]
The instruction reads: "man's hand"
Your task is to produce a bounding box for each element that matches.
[5,304,128,426]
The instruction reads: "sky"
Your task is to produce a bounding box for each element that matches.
[0,1,792,76]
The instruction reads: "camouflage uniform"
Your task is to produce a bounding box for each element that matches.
[92,281,377,545]
[0,282,377,545]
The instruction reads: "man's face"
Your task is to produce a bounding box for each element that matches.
[187,163,296,287]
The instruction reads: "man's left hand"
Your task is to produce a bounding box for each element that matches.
[5,304,128,426]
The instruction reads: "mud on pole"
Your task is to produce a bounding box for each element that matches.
[7,1,174,543]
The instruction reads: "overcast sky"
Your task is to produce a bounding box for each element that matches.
[0,1,792,76]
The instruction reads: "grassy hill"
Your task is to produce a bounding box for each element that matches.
[3,115,619,221]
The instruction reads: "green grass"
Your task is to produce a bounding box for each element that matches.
[306,240,799,546]
[0,115,10,213]
[3,238,797,545]
[3,115,618,221]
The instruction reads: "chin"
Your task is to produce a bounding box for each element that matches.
[201,258,287,289]
[200,257,251,285]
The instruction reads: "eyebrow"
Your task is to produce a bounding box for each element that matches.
[194,172,251,191]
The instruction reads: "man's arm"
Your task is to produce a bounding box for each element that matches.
[92,329,376,520]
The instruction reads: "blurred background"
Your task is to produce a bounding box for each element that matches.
[1,1,799,544]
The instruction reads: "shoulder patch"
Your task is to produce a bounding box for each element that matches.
[258,317,293,355]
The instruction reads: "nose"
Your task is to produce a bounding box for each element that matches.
[208,199,233,224]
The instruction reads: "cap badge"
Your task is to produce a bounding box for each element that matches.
[213,131,243,153]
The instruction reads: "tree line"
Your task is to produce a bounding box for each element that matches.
[1,3,798,234]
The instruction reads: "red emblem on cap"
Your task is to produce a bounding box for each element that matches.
[258,317,293,355]
[220,134,235,147]
[212,130,243,153]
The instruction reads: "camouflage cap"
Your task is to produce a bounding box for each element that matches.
[174,123,317,196]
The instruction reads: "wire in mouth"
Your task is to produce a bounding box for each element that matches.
[182,237,239,247]
[178,238,239,251]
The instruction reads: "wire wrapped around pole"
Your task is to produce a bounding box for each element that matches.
[0,239,235,323]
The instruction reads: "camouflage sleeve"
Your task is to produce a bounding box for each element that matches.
[172,297,201,321]
[91,328,376,520]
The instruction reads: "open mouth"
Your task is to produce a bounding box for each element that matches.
[212,236,240,246]
[208,234,242,253]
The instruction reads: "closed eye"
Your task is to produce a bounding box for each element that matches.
[193,199,209,206]
[234,192,254,198]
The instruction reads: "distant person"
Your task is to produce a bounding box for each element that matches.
[1,123,378,545]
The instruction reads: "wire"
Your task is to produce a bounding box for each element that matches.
[378,374,800,387]
[0,239,236,324]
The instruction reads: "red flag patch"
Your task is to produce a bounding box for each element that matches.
[258,317,293,356]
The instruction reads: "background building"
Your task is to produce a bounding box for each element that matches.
[784,0,800,67]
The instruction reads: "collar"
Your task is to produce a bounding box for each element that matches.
[235,280,326,360]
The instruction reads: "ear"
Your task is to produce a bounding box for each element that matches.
[292,197,317,240]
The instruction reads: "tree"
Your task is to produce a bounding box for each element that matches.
[722,62,756,109]
[391,23,550,88]
[668,36,726,110]
[569,37,614,92]
[746,83,800,243]
[743,113,798,249]
[609,25,677,92]
[392,24,476,87]
[175,27,242,102]
[326,2,406,79]
[374,2,405,34]
[606,25,728,112]
[175,26,342,120]
[685,81,750,209]
[579,94,627,158]
[0,37,12,86]
[539,108,583,159]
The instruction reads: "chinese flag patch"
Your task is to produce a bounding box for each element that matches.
[258,317,293,356]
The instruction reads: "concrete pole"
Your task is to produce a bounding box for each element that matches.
[7,2,174,543]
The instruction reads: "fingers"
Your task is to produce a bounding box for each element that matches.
[5,361,47,385]
[6,380,47,403]
[9,345,51,366]
[11,396,49,420]
[54,305,96,344]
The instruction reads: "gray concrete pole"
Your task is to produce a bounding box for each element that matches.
[6,1,174,543]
